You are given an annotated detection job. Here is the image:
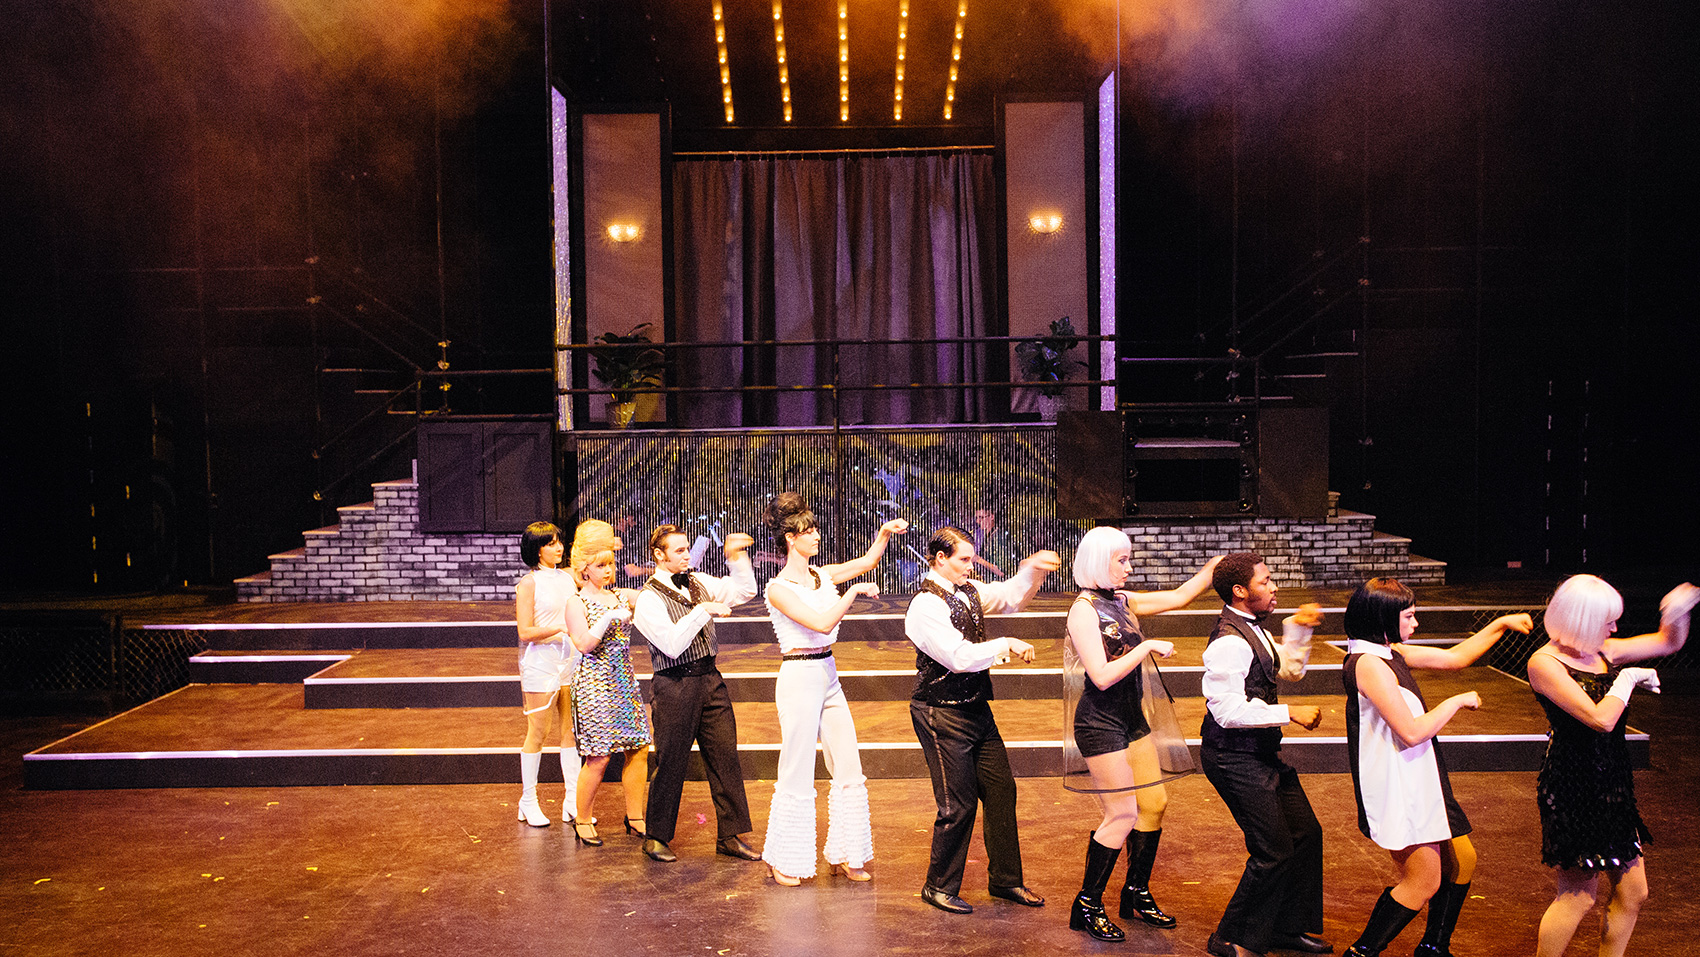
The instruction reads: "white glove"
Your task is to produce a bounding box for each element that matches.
[1660,583,1699,624]
[1279,616,1314,674]
[587,605,630,641]
[1607,667,1660,703]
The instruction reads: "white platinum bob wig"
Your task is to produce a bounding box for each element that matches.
[1073,526,1133,590]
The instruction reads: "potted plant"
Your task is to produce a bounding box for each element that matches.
[590,322,666,428]
[1014,316,1085,419]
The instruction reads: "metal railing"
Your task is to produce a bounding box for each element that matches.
[556,332,1117,430]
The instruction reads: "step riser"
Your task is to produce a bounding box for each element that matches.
[295,668,1352,709]
[189,658,346,684]
[27,736,1628,790]
[165,607,1532,652]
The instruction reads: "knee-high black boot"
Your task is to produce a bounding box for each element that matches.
[1344,887,1421,957]
[1412,881,1470,957]
[1071,833,1127,942]
[1119,828,1176,928]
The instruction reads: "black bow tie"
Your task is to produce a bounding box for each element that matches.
[670,571,692,591]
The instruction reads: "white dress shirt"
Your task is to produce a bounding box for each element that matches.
[1201,606,1297,729]
[904,566,1039,674]
[631,555,757,659]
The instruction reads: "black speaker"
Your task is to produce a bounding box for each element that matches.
[1055,411,1125,520]
[1257,407,1329,520]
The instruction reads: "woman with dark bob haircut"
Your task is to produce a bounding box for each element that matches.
[513,521,625,828]
[1337,578,1531,957]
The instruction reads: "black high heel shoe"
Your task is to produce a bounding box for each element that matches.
[572,820,603,847]
[624,817,647,837]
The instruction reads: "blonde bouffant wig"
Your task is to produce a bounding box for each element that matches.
[570,519,623,573]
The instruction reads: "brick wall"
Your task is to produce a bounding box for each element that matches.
[239,464,1444,603]
[1120,509,1445,590]
[235,480,526,602]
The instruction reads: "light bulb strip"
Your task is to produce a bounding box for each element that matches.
[838,0,850,122]
[943,0,967,121]
[893,0,908,121]
[773,0,792,122]
[714,0,734,123]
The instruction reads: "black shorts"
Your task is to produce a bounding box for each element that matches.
[1074,712,1151,758]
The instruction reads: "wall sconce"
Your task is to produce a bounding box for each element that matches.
[1028,213,1063,235]
[607,223,642,243]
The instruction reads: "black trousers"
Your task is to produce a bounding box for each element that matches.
[646,667,752,845]
[910,699,1024,896]
[1203,745,1325,953]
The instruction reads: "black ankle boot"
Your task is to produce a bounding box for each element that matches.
[1344,887,1421,957]
[1119,828,1176,928]
[1070,834,1126,942]
[1412,881,1470,957]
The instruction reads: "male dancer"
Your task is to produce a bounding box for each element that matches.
[631,524,760,863]
[905,526,1059,914]
[1201,552,1332,957]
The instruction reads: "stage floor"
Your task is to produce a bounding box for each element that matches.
[3,695,1697,957]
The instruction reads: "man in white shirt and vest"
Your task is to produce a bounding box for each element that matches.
[631,524,761,863]
[905,525,1060,914]
[1201,552,1332,957]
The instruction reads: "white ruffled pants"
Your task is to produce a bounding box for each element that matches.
[761,656,873,878]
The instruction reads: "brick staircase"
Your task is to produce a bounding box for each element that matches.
[238,477,1443,603]
[235,479,522,602]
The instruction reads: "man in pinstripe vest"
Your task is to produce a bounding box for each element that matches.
[631,524,761,863]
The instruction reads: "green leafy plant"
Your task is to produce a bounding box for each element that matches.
[590,322,666,404]
[1014,316,1084,398]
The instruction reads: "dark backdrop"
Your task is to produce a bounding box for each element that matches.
[2,0,1695,592]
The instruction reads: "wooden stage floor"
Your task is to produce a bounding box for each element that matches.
[3,696,1697,957]
[5,581,1695,955]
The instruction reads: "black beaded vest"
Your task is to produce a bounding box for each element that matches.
[642,574,718,673]
[912,578,996,707]
[1199,608,1284,752]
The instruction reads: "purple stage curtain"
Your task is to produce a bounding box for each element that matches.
[672,152,996,427]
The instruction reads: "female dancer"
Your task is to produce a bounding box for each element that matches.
[514,521,593,827]
[1065,526,1219,941]
[567,520,646,847]
[1338,578,1532,957]
[759,492,907,885]
[1529,575,1695,957]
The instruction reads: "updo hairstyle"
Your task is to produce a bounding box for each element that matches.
[763,491,818,551]
[570,519,623,574]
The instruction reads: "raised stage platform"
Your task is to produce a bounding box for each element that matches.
[23,587,1628,791]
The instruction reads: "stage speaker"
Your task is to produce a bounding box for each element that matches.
[1257,407,1329,520]
[1056,410,1125,519]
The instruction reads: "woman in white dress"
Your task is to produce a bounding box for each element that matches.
[513,521,619,827]
[1339,578,1531,957]
[758,492,908,885]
